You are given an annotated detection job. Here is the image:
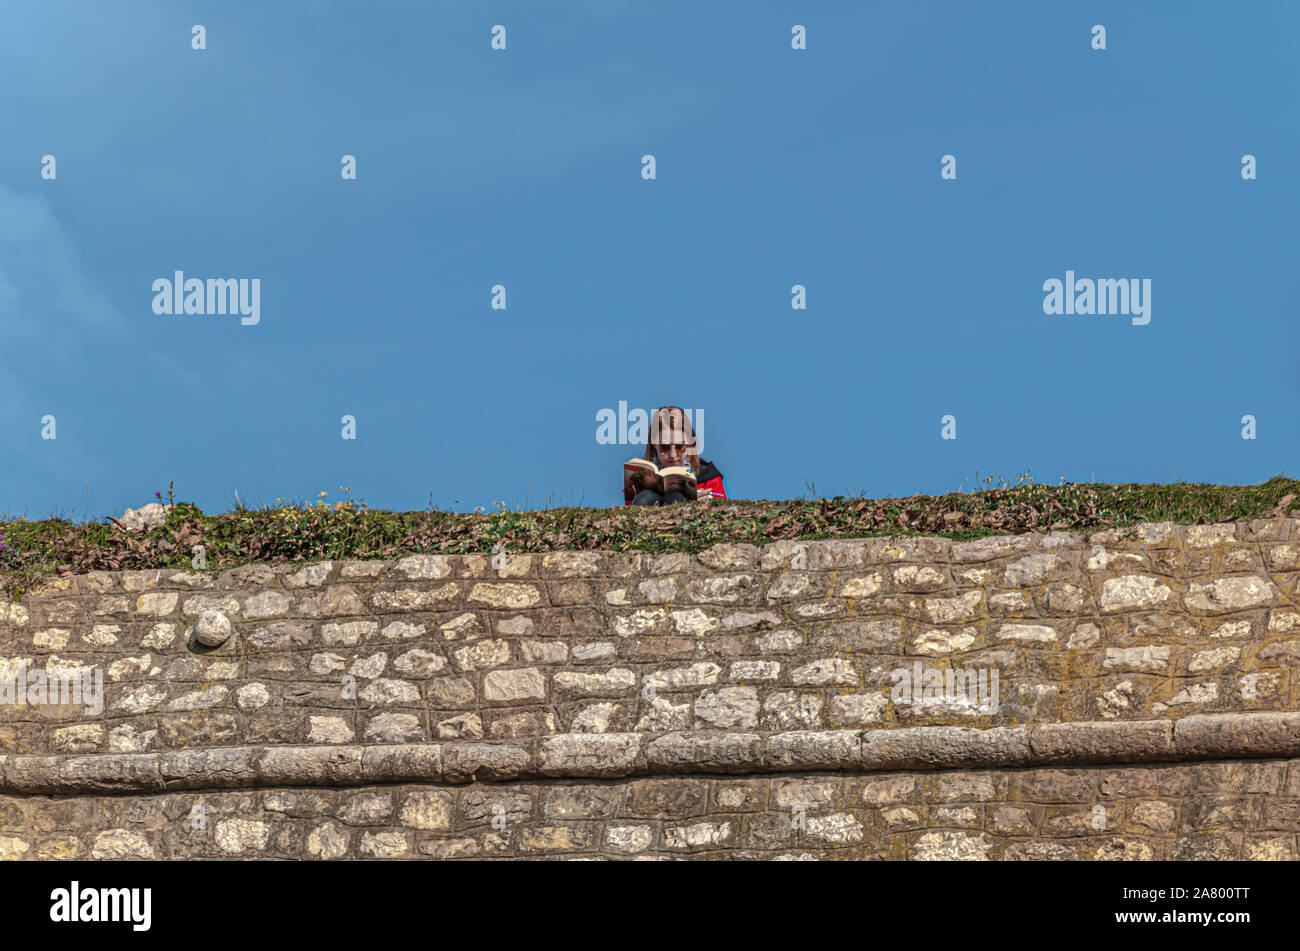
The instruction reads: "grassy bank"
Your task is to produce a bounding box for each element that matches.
[1,472,1296,601]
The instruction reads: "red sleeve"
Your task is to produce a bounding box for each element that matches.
[698,475,726,500]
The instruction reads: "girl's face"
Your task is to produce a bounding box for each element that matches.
[655,427,689,467]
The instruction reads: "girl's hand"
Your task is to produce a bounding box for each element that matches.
[696,489,713,501]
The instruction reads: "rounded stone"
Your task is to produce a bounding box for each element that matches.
[195,610,232,647]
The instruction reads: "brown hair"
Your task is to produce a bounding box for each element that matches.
[644,406,701,472]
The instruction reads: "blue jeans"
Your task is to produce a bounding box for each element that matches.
[631,489,690,506]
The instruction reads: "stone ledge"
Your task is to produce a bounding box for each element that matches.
[4,711,1300,794]
[16,513,1298,600]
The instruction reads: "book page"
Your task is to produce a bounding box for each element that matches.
[624,459,661,494]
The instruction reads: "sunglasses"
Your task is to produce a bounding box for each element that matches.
[656,443,687,453]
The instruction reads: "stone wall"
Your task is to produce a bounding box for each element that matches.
[8,758,1300,860]
[1,515,1298,859]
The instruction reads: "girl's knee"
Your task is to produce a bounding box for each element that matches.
[631,490,663,506]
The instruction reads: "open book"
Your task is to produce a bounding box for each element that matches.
[624,458,698,500]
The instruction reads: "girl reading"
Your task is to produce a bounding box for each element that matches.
[624,406,727,505]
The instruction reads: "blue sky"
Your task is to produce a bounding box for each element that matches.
[2,1,1296,520]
